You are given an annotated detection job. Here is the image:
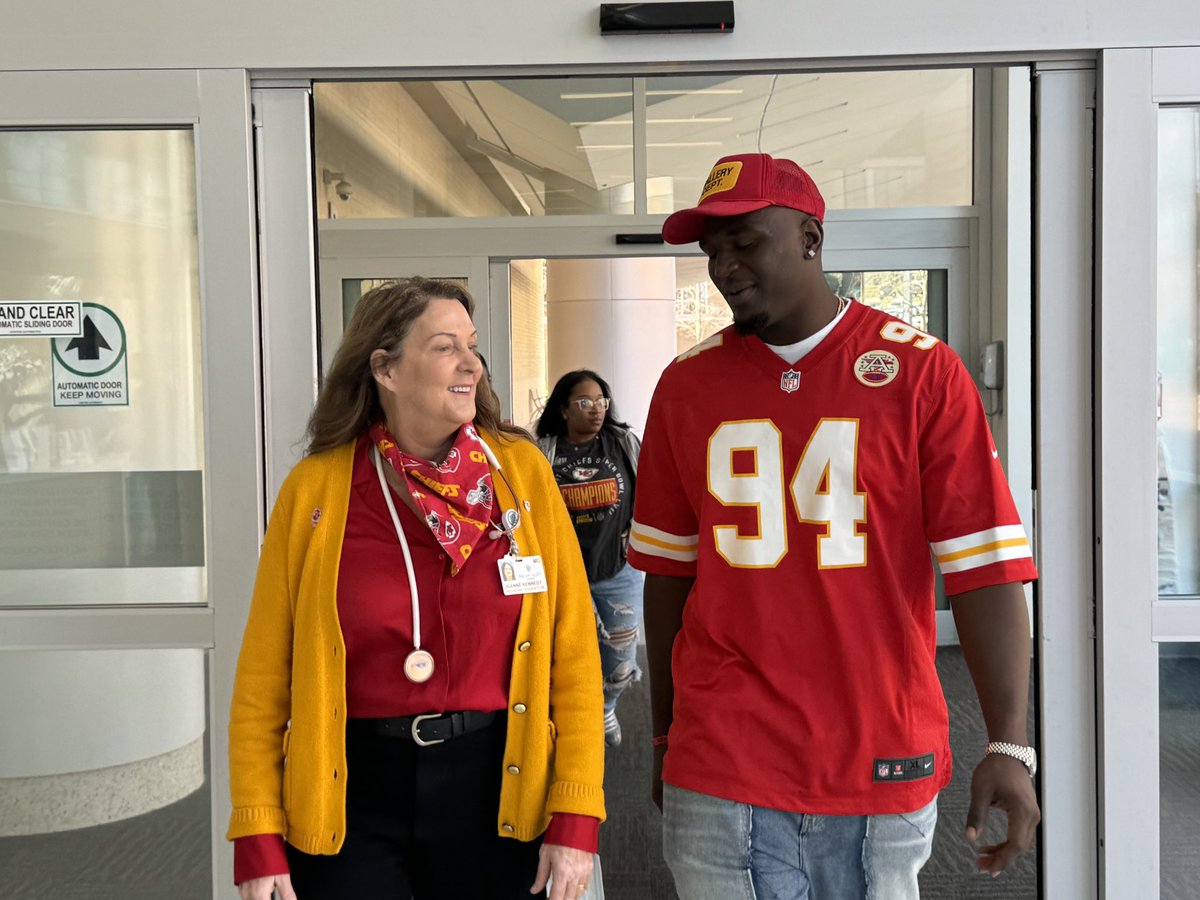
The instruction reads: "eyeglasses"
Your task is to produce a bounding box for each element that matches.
[571,397,610,411]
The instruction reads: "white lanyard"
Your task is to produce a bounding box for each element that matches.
[372,446,435,683]
[371,435,529,682]
[477,436,523,554]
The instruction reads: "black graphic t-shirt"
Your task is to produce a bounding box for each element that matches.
[551,429,634,582]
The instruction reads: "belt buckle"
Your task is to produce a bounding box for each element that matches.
[410,713,445,747]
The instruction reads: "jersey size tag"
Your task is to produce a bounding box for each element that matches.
[872,753,935,782]
[497,555,548,595]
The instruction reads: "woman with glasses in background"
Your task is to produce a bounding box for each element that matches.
[536,371,642,748]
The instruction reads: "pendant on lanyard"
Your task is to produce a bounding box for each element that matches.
[373,447,435,684]
[477,436,549,594]
[490,507,522,556]
[491,498,548,596]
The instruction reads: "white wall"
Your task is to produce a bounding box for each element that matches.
[2,0,1199,72]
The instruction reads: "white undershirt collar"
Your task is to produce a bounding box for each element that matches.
[765,297,853,366]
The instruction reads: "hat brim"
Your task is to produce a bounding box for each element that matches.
[661,199,775,245]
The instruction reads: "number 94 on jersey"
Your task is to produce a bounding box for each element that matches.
[706,418,867,570]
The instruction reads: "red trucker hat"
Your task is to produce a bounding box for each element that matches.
[661,153,826,245]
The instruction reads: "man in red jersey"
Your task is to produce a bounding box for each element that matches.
[627,153,1039,900]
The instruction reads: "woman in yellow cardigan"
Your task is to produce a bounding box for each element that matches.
[228,278,605,900]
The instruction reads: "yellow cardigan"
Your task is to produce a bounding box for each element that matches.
[227,432,606,855]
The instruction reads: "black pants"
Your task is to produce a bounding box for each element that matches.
[286,713,545,899]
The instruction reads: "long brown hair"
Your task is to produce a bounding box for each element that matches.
[305,277,526,455]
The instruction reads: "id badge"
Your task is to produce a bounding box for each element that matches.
[497,555,549,595]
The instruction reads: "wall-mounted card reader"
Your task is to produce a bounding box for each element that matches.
[981,341,1004,390]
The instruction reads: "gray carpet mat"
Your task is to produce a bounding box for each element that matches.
[2,649,1198,898]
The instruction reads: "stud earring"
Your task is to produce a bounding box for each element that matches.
[805,250,816,258]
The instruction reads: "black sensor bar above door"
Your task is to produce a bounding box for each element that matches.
[599,2,735,35]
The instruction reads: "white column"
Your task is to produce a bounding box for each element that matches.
[545,257,677,437]
[0,649,206,835]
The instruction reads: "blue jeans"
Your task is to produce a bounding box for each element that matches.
[589,562,644,714]
[662,783,937,900]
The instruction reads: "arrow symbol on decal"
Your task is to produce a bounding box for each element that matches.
[65,315,112,361]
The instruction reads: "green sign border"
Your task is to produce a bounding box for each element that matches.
[51,302,127,377]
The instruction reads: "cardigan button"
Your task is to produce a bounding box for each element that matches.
[518,641,531,652]
[513,703,527,714]
[507,765,520,774]
[502,823,515,833]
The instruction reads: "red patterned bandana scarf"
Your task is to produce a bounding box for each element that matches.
[369,421,496,575]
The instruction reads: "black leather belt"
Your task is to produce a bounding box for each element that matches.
[353,710,499,747]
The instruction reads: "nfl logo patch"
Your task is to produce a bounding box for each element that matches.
[780,369,801,393]
[877,763,890,779]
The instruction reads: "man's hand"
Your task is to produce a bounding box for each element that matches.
[964,753,1040,876]
[950,582,1038,875]
[644,574,691,815]
[651,743,667,811]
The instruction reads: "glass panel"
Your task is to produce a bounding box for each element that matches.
[313,69,970,220]
[314,79,634,218]
[0,129,205,607]
[674,262,948,355]
[509,259,548,431]
[340,277,470,330]
[1157,107,1200,597]
[1161,643,1200,899]
[647,70,973,213]
[0,649,212,897]
[1158,104,1200,900]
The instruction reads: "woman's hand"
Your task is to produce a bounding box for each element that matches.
[531,842,593,900]
[238,874,297,900]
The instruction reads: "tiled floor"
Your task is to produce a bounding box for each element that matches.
[2,650,1197,899]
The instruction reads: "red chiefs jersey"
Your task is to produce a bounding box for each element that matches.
[627,299,1037,815]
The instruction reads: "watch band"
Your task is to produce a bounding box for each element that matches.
[985,740,1037,777]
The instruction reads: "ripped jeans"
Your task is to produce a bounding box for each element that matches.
[589,562,644,713]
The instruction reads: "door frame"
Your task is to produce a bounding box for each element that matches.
[317,254,493,368]
[1093,46,1200,898]
[0,68,262,894]
[316,215,979,649]
[255,60,1092,898]
[316,211,979,366]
